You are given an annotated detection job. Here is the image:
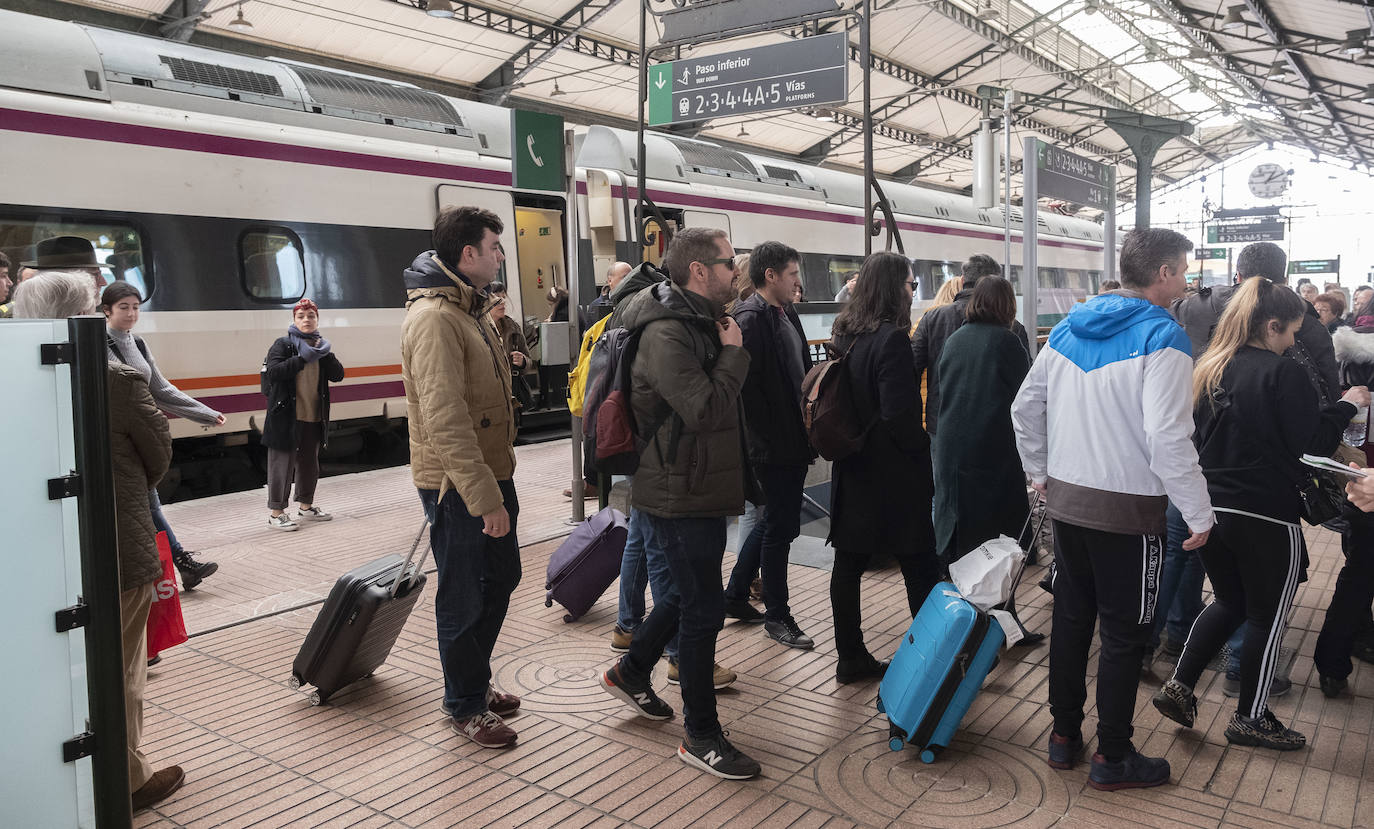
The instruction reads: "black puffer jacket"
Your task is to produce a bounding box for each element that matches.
[262,337,345,452]
[912,288,1029,434]
[732,293,814,466]
[618,279,752,518]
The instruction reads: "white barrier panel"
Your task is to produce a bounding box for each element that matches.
[0,319,94,827]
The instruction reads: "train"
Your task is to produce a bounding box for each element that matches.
[0,8,1107,498]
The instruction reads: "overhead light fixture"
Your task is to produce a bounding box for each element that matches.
[227,1,253,32]
[1084,0,1100,14]
[1220,5,1247,32]
[1342,29,1369,56]
[977,0,999,21]
[945,173,954,184]
[737,123,750,138]
[1361,83,1374,104]
[550,79,565,97]
[1103,71,1119,89]
[426,0,455,18]
[1267,61,1291,81]
[815,109,836,122]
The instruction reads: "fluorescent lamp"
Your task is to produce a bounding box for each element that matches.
[1221,5,1246,31]
[427,0,456,18]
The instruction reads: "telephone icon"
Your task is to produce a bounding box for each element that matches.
[527,134,545,168]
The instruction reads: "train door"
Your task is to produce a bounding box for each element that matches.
[513,197,570,412]
[434,184,522,318]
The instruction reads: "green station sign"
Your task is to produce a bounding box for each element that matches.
[1289,258,1340,275]
[511,109,564,192]
[648,32,847,126]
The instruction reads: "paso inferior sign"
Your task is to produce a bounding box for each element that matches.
[648,32,847,126]
[1033,139,1114,212]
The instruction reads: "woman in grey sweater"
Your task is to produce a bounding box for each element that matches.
[102,281,221,591]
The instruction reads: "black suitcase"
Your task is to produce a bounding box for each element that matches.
[290,521,429,705]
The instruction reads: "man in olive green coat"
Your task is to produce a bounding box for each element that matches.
[598,227,763,780]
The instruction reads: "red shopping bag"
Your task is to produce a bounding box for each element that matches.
[147,531,188,659]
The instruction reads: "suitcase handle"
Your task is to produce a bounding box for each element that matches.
[391,518,431,599]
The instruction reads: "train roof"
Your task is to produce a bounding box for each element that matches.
[0,7,1101,244]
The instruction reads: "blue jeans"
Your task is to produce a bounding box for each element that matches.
[619,515,727,738]
[725,463,806,623]
[149,487,182,554]
[616,508,678,658]
[418,481,521,720]
[1149,503,1205,651]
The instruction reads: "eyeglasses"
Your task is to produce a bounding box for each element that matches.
[699,257,739,270]
[905,280,917,290]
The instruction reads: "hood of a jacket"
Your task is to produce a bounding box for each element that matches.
[617,279,720,334]
[1066,293,1177,341]
[611,261,667,306]
[402,251,489,315]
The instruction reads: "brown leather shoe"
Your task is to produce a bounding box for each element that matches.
[562,483,600,499]
[131,765,185,811]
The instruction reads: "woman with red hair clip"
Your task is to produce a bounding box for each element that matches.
[262,298,346,531]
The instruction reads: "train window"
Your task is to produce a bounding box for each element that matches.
[240,227,306,302]
[827,256,864,298]
[0,216,150,298]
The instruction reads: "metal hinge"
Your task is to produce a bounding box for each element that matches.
[63,732,96,763]
[41,342,74,365]
[48,473,81,500]
[55,600,89,633]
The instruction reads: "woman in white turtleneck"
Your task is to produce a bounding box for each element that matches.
[102,281,222,592]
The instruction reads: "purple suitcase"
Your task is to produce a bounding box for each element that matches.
[545,506,628,622]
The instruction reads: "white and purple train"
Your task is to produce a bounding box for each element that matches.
[0,8,1106,494]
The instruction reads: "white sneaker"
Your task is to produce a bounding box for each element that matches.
[267,514,299,531]
[297,506,332,522]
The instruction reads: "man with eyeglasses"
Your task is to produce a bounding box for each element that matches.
[598,227,763,780]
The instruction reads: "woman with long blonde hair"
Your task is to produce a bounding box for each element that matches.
[1153,277,1366,751]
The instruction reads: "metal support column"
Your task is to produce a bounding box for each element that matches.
[1022,137,1039,359]
[69,315,132,829]
[861,0,873,256]
[1103,109,1192,229]
[565,128,585,522]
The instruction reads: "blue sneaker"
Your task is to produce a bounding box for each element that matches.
[1088,750,1170,791]
[1047,732,1084,770]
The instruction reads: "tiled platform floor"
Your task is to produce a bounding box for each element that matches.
[139,443,1374,828]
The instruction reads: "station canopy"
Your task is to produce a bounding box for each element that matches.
[62,0,1374,215]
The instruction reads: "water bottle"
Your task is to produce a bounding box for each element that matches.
[1344,405,1369,447]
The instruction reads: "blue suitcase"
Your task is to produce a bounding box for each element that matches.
[877,582,1005,763]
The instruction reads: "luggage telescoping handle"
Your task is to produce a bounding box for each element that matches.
[1006,491,1047,606]
[391,518,431,599]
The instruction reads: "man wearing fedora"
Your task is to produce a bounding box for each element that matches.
[24,235,113,291]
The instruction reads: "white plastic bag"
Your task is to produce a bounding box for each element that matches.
[949,535,1026,612]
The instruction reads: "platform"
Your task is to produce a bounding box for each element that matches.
[133,440,1374,829]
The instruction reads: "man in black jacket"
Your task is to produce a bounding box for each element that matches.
[723,241,816,649]
[912,254,1029,436]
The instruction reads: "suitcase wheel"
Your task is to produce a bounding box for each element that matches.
[920,746,943,764]
[545,598,553,608]
[288,674,302,690]
[563,613,575,623]
[362,672,374,679]
[875,695,885,715]
[889,737,905,752]
[309,691,324,706]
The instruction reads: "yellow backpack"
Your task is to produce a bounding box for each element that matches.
[567,313,612,417]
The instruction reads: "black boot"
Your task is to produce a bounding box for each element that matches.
[173,551,218,590]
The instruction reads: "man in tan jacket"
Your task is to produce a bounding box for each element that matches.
[401,205,522,749]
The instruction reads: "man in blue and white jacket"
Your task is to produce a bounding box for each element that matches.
[1012,227,1213,792]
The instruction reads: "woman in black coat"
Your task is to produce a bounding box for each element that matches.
[262,298,345,531]
[932,276,1031,564]
[828,251,942,684]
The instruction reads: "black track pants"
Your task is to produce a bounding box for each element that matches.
[1048,520,1162,760]
[1172,511,1303,720]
